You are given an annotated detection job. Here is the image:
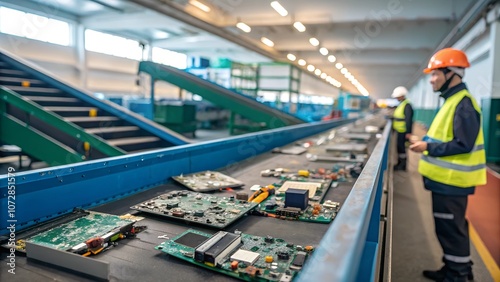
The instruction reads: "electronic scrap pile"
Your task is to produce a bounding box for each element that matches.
[157,229,313,282]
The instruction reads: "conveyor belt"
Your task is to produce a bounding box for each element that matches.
[0,119,383,281]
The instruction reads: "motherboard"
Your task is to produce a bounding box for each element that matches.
[12,210,140,256]
[131,190,258,228]
[156,229,313,281]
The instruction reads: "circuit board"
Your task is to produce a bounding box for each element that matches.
[172,171,244,192]
[257,179,340,223]
[131,190,258,228]
[156,229,313,282]
[17,211,138,254]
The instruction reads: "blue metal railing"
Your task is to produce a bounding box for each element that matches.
[297,122,391,282]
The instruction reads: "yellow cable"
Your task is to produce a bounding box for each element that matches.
[469,222,500,282]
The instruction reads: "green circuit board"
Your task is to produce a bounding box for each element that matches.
[131,190,258,228]
[156,229,313,282]
[257,179,340,223]
[23,211,136,252]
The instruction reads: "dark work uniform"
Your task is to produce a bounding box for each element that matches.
[395,101,413,170]
[424,83,480,281]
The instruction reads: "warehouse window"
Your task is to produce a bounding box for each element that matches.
[152,47,187,69]
[85,29,142,60]
[0,6,70,46]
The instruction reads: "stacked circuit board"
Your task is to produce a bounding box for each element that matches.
[156,229,313,282]
[131,190,258,228]
[258,179,340,223]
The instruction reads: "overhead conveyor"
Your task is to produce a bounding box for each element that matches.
[0,50,190,166]
[138,61,306,132]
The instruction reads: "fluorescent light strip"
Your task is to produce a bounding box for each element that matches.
[236,22,251,33]
[293,21,306,32]
[261,37,274,47]
[309,37,319,47]
[270,1,288,17]
[189,0,210,12]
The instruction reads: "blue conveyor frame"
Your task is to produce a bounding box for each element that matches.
[0,118,391,282]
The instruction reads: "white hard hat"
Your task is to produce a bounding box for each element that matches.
[391,86,408,98]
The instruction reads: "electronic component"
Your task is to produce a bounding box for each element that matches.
[277,250,290,260]
[290,251,307,270]
[275,207,302,218]
[195,231,241,266]
[265,256,274,263]
[236,192,249,201]
[250,185,261,191]
[230,249,260,265]
[131,191,257,228]
[285,188,309,210]
[277,181,319,198]
[323,200,340,211]
[230,261,239,270]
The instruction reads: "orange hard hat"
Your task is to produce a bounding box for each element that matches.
[423,48,470,73]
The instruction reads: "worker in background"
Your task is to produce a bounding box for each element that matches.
[409,48,486,282]
[391,86,413,171]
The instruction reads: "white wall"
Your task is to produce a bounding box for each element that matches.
[0,33,181,99]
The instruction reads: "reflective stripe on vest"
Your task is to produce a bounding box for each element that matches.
[418,89,486,188]
[392,99,409,133]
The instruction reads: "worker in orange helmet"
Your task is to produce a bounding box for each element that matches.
[410,48,486,282]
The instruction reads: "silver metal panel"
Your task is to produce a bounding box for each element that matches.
[26,242,109,280]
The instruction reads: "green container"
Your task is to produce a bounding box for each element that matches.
[481,98,500,163]
[154,103,196,124]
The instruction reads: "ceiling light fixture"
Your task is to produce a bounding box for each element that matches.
[287,53,296,61]
[321,73,327,79]
[307,64,315,72]
[328,55,336,63]
[293,21,306,32]
[298,59,306,66]
[261,37,275,47]
[314,69,322,76]
[309,37,319,47]
[340,68,348,74]
[270,1,288,17]
[236,22,251,33]
[335,63,343,69]
[189,0,211,12]
[319,47,328,56]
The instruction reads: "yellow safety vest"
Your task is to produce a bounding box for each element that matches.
[418,89,486,188]
[393,99,409,133]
